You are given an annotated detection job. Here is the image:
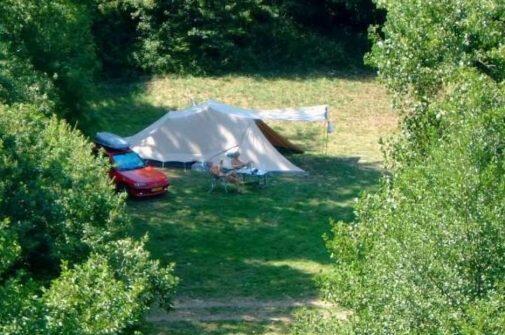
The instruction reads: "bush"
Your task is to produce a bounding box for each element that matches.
[295,70,504,335]
[0,34,57,115]
[90,0,375,75]
[294,0,505,333]
[368,0,504,98]
[90,0,144,76]
[128,1,340,73]
[367,0,504,161]
[0,0,99,120]
[0,104,177,334]
[44,238,177,335]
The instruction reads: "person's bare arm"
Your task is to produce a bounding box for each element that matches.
[232,158,252,169]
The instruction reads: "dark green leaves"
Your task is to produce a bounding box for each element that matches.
[0,104,177,334]
[298,1,505,334]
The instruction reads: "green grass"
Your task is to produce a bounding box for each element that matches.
[84,73,395,334]
[129,157,382,300]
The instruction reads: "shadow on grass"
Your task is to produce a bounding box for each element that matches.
[81,80,176,137]
[81,71,385,302]
[171,62,377,81]
[127,154,383,301]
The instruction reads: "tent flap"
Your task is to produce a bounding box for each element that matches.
[256,105,328,121]
[204,100,328,121]
[255,120,304,154]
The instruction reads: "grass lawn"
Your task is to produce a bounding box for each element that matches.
[84,72,396,334]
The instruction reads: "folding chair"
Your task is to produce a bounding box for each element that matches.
[206,162,241,193]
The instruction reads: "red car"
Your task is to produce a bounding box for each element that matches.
[95,132,169,197]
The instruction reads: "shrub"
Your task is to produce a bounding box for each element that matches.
[44,238,177,335]
[0,104,124,269]
[129,1,332,73]
[90,0,374,75]
[296,70,505,335]
[0,103,177,334]
[0,0,99,120]
[294,0,505,333]
[368,0,504,99]
[367,0,505,161]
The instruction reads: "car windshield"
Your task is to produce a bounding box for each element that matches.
[112,152,145,171]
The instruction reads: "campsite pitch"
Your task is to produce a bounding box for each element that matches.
[130,156,381,334]
[86,73,396,334]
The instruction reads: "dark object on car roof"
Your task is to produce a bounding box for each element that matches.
[95,132,130,150]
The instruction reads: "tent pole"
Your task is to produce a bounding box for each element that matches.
[321,122,325,154]
[325,122,329,155]
[324,106,329,155]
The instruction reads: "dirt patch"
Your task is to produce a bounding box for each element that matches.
[148,297,348,323]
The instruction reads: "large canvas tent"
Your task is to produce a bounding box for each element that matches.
[126,100,329,173]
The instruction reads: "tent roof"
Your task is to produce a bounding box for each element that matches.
[125,100,327,173]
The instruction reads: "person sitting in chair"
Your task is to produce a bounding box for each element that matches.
[210,160,241,184]
[229,151,253,170]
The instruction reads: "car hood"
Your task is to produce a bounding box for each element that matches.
[117,166,168,185]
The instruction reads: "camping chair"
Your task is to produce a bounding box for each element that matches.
[206,162,242,193]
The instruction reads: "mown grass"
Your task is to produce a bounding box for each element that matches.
[129,156,382,300]
[84,73,396,334]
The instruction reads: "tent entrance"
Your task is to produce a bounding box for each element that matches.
[255,120,304,154]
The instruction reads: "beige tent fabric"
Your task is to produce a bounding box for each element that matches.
[126,101,315,173]
[127,106,249,162]
[209,121,304,173]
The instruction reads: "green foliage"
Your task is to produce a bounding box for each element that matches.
[297,70,505,334]
[366,0,504,160]
[0,276,45,335]
[0,220,20,274]
[0,104,177,334]
[90,0,376,75]
[0,0,99,119]
[294,0,505,333]
[0,34,57,114]
[292,308,351,335]
[368,0,504,98]
[44,238,177,335]
[90,0,147,76]
[45,255,138,334]
[0,104,124,269]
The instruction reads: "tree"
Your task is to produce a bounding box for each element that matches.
[367,0,505,160]
[295,1,505,333]
[0,103,177,334]
[90,0,369,74]
[0,0,99,120]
